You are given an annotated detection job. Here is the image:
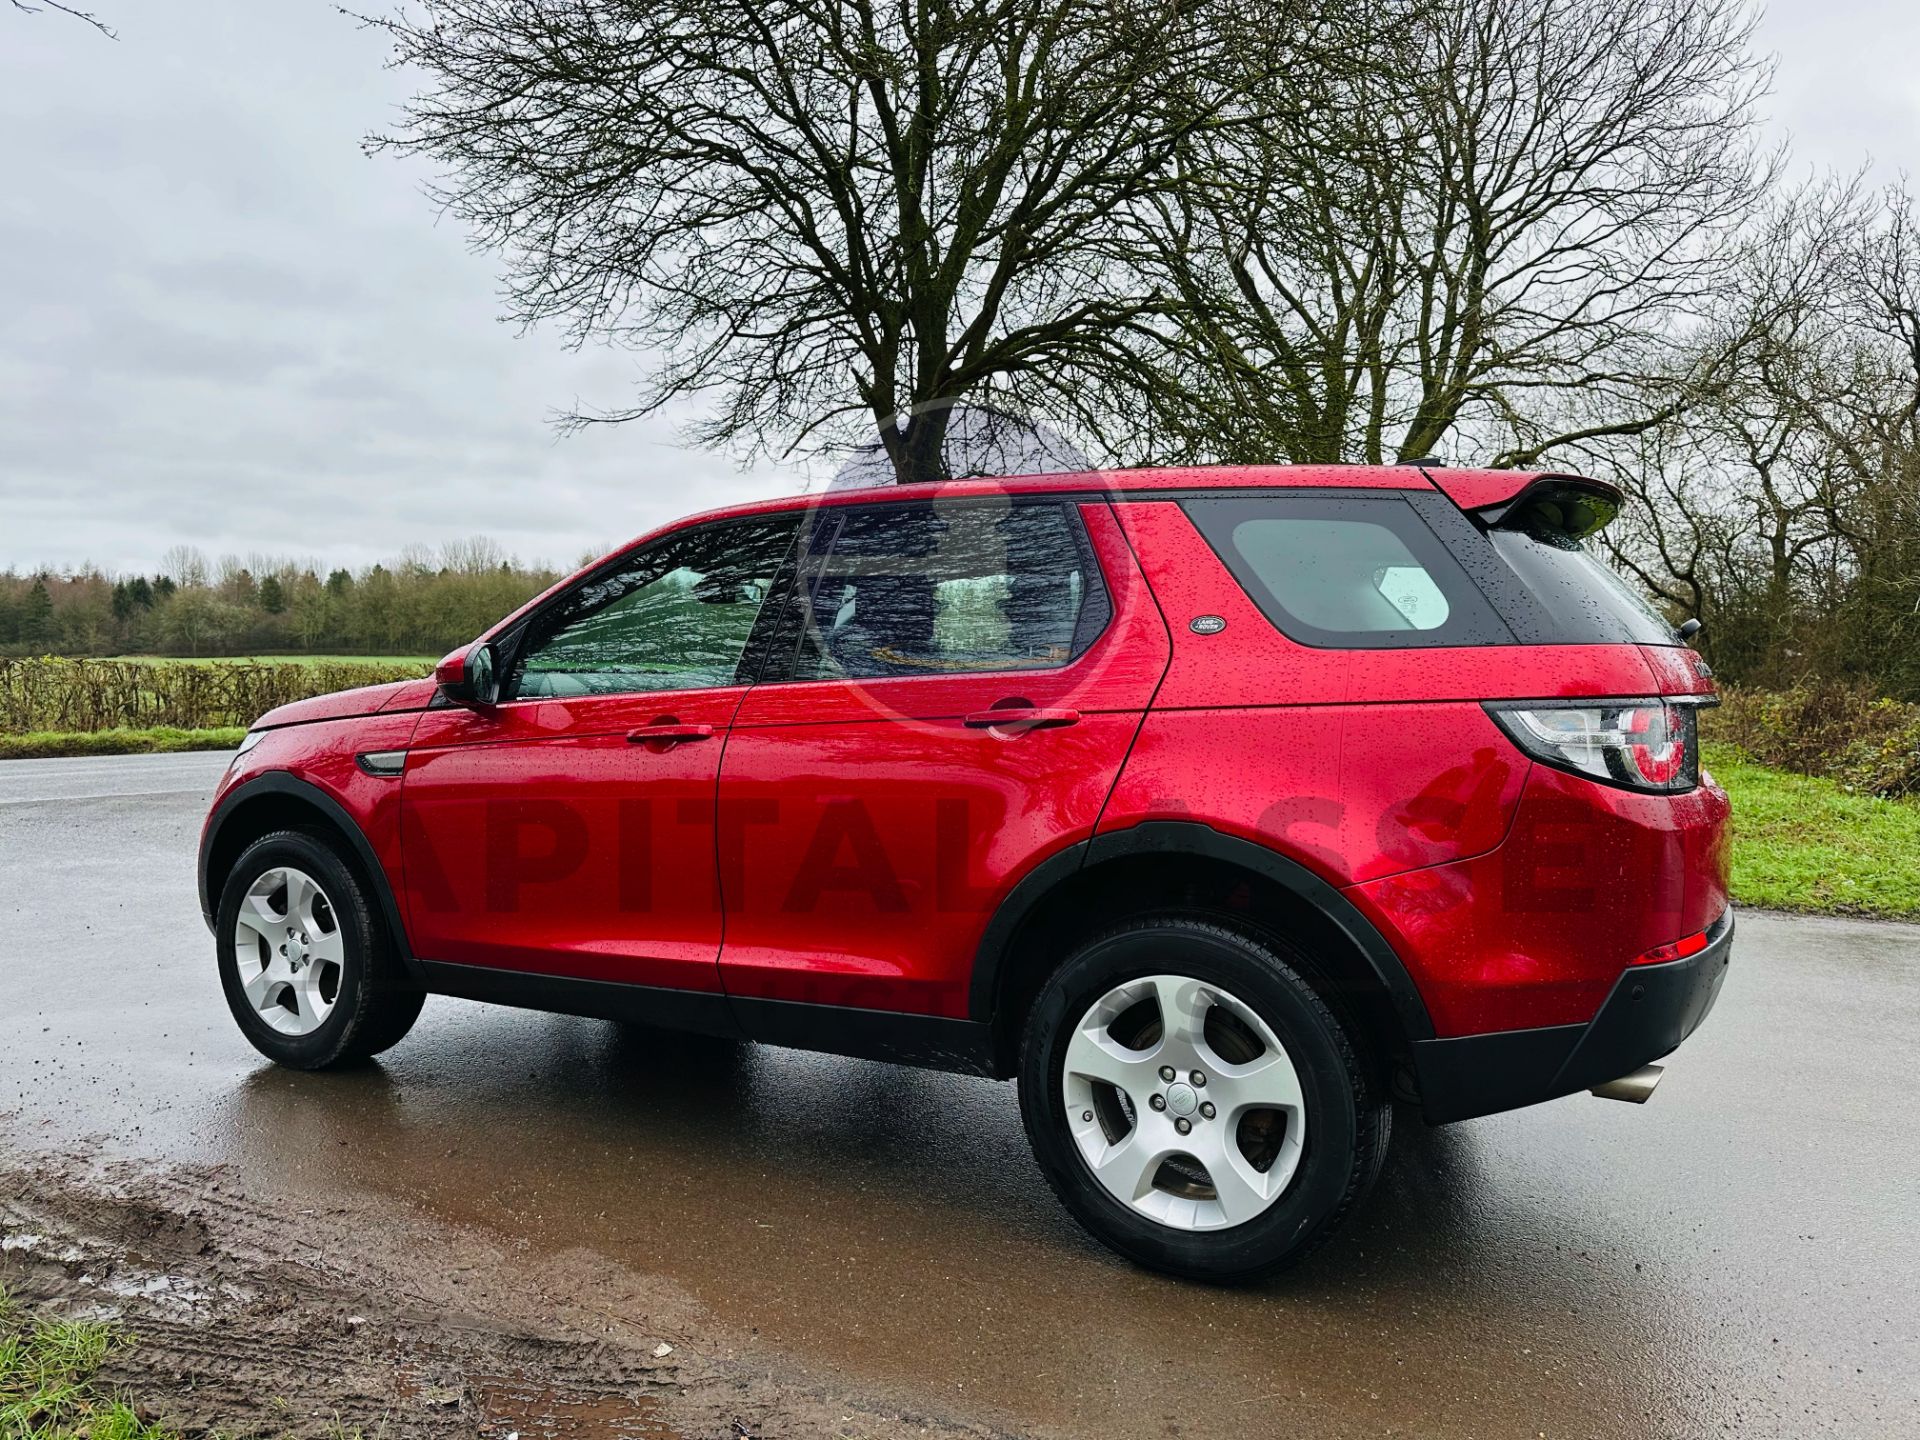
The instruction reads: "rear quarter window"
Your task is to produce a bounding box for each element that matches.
[1182,494,1511,649]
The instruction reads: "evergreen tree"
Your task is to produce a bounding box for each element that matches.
[21,578,54,647]
[259,574,287,614]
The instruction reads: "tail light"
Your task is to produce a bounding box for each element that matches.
[1485,699,1701,793]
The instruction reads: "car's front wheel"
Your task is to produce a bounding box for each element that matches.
[216,829,425,1069]
[1018,917,1389,1282]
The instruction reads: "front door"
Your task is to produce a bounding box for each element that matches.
[716,494,1169,1019]
[399,511,799,991]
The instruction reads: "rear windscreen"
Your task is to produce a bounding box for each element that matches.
[1183,494,1511,648]
[1487,524,1679,646]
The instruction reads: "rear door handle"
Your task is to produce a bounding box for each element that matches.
[963,707,1081,731]
[626,722,715,745]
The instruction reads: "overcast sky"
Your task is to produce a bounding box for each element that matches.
[2,1,1916,576]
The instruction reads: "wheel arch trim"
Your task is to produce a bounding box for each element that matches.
[968,820,1435,1043]
[198,771,419,977]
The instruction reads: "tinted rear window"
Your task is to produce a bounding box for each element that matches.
[1183,495,1510,648]
[1487,526,1679,645]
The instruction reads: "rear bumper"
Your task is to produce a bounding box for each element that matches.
[1412,908,1734,1124]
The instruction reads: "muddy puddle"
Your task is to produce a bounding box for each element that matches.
[0,1156,1006,1439]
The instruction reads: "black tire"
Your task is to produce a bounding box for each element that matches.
[1018,916,1390,1283]
[215,828,425,1069]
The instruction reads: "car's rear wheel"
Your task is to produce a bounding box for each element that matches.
[216,829,424,1069]
[1018,917,1389,1282]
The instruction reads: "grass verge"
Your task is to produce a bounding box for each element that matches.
[0,1286,172,1439]
[0,727,245,760]
[101,654,434,669]
[0,1287,366,1440]
[1706,742,1920,920]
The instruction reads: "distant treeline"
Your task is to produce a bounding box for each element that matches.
[0,539,562,658]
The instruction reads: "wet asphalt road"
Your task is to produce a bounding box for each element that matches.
[2,751,1917,1438]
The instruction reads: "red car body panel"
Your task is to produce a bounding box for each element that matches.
[254,678,431,731]
[1344,645,1662,703]
[1094,704,1529,888]
[1108,500,1349,712]
[376,677,442,713]
[1637,642,1717,698]
[399,685,746,990]
[1347,765,1732,1034]
[716,709,1150,1016]
[715,504,1171,1017]
[201,464,1732,1121]
[205,711,422,901]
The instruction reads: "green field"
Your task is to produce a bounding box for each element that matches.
[103,653,435,668]
[0,726,246,760]
[1704,742,1920,920]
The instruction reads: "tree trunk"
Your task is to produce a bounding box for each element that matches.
[888,405,955,486]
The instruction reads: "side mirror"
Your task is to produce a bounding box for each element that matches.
[434,641,500,708]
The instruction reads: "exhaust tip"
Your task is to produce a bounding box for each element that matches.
[1590,1063,1664,1104]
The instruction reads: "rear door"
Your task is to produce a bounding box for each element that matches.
[399,511,799,990]
[715,494,1169,1020]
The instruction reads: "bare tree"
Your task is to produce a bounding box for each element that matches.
[364,0,1342,484]
[1599,176,1920,695]
[161,544,210,591]
[1136,0,1772,468]
[7,0,114,37]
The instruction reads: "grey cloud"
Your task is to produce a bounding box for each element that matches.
[0,0,786,575]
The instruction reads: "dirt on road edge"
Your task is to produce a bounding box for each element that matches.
[0,1151,1014,1439]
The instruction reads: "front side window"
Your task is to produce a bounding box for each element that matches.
[786,499,1107,681]
[507,514,798,699]
[1184,494,1509,648]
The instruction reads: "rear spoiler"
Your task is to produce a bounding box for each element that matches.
[1422,469,1624,539]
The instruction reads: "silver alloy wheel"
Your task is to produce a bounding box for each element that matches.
[1061,973,1306,1231]
[232,866,344,1036]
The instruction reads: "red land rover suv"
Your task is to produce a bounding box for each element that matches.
[198,464,1732,1281]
